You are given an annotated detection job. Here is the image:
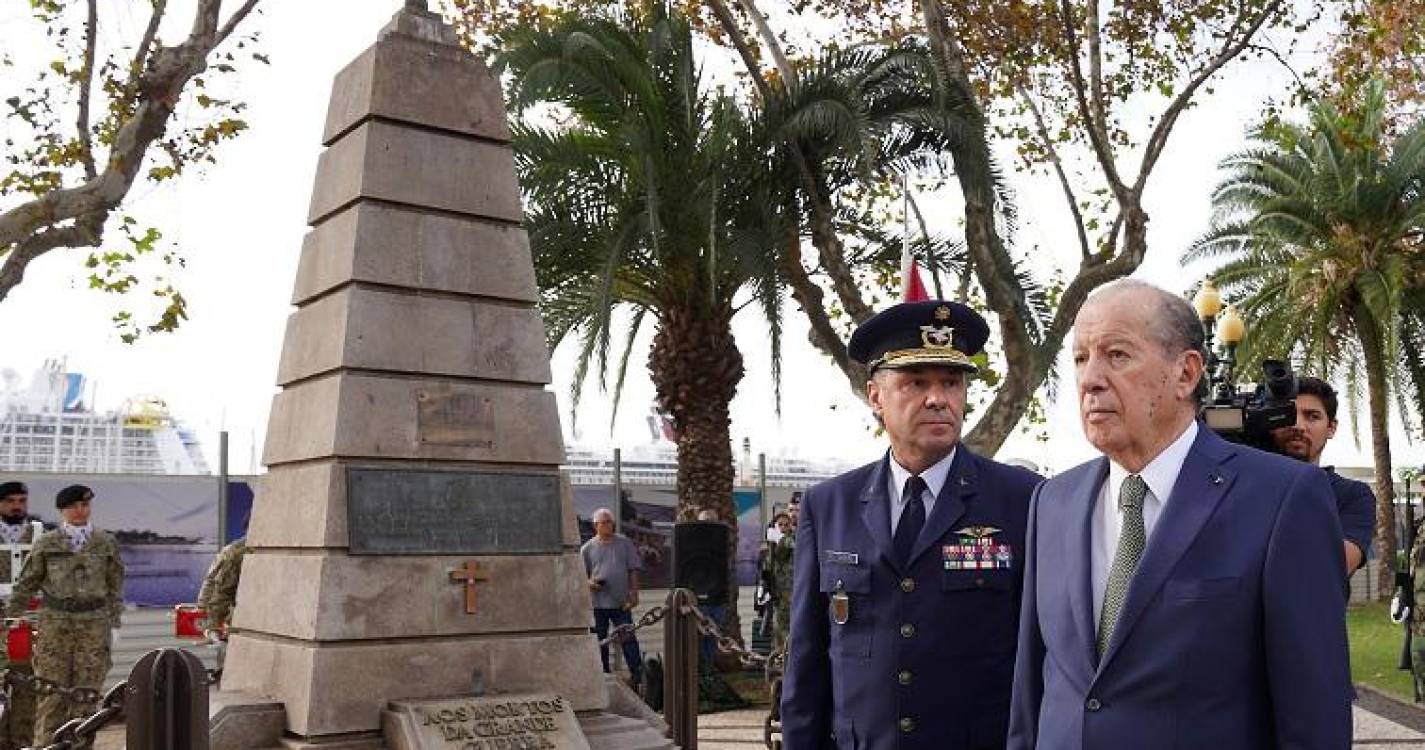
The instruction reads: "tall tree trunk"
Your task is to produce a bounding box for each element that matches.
[1357,308,1397,599]
[650,306,746,641]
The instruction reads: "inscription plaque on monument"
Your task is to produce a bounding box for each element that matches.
[347,468,561,555]
[383,693,592,750]
[418,390,497,448]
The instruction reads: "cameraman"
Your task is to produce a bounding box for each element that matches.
[1269,376,1376,575]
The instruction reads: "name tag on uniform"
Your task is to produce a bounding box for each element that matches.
[944,526,1013,570]
[825,550,860,566]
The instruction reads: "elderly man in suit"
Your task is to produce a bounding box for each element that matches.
[1008,279,1352,749]
[781,300,1043,750]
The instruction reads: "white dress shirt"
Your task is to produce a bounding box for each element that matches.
[886,447,957,535]
[1091,420,1198,625]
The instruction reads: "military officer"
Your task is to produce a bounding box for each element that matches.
[0,481,45,750]
[6,485,124,746]
[780,300,1043,750]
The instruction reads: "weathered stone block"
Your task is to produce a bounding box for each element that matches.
[291,203,538,305]
[262,373,564,466]
[231,551,591,640]
[323,35,509,145]
[222,632,608,736]
[308,121,522,225]
[276,286,552,386]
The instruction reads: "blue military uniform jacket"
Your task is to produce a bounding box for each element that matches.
[781,447,1042,750]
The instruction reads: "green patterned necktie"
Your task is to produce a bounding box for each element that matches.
[1097,474,1148,657]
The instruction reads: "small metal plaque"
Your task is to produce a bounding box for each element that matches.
[417,390,496,448]
[347,468,561,555]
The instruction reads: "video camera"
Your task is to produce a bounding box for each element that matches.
[1201,358,1298,453]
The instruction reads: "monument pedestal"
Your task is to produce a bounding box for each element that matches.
[214,4,669,749]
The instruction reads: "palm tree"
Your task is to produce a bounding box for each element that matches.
[1183,80,1425,595]
[496,4,790,636]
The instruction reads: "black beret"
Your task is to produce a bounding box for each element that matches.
[0,482,27,499]
[56,484,94,509]
[848,300,990,373]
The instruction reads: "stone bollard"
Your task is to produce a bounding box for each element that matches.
[125,648,209,750]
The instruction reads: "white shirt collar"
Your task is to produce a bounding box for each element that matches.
[61,522,91,536]
[1106,419,1198,509]
[888,446,957,504]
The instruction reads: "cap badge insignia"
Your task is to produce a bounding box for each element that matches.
[920,324,956,349]
[934,305,953,321]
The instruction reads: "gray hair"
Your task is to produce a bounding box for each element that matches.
[591,507,615,523]
[1088,279,1210,406]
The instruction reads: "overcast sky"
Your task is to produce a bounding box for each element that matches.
[1,1,1420,478]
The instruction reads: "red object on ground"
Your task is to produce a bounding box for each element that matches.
[174,604,208,639]
[5,620,33,662]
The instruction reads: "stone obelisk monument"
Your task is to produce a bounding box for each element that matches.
[218,5,667,748]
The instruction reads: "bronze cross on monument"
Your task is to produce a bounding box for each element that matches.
[449,560,490,615]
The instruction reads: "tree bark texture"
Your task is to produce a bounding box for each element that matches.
[650,306,747,641]
[1356,307,1397,599]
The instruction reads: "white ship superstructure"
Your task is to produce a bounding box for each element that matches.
[562,408,854,489]
[0,360,211,475]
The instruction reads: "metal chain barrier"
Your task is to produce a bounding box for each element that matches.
[683,603,768,668]
[32,681,126,750]
[1,669,102,705]
[597,602,668,647]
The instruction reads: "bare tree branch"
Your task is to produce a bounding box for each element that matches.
[734,0,794,90]
[132,0,168,81]
[0,0,261,304]
[1056,0,1128,201]
[1134,0,1284,192]
[0,215,106,297]
[1086,0,1107,137]
[705,0,771,101]
[216,0,261,47]
[1018,85,1092,260]
[76,0,99,180]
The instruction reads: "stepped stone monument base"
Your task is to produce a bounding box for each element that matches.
[210,4,673,750]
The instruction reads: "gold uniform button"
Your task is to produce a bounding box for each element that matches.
[898,670,912,685]
[899,717,915,733]
[899,623,915,638]
[900,578,916,593]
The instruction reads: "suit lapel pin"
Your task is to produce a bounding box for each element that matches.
[960,477,971,487]
[1209,473,1223,485]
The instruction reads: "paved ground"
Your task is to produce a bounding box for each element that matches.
[695,693,1425,750]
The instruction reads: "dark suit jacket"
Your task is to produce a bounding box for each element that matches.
[1008,427,1352,749]
[781,447,1041,750]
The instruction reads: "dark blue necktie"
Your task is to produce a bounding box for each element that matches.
[894,475,928,567]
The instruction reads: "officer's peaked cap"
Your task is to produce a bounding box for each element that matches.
[848,300,990,374]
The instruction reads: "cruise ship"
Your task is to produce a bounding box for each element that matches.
[0,360,211,475]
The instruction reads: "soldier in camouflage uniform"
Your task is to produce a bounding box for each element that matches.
[1411,525,1425,698]
[5,485,123,746]
[771,496,801,651]
[0,481,46,750]
[197,536,249,641]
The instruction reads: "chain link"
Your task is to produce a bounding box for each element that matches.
[597,603,667,647]
[682,603,768,667]
[1,669,102,704]
[32,681,126,750]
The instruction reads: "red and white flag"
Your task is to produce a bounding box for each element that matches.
[901,245,930,302]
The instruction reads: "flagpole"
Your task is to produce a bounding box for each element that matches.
[901,173,910,299]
